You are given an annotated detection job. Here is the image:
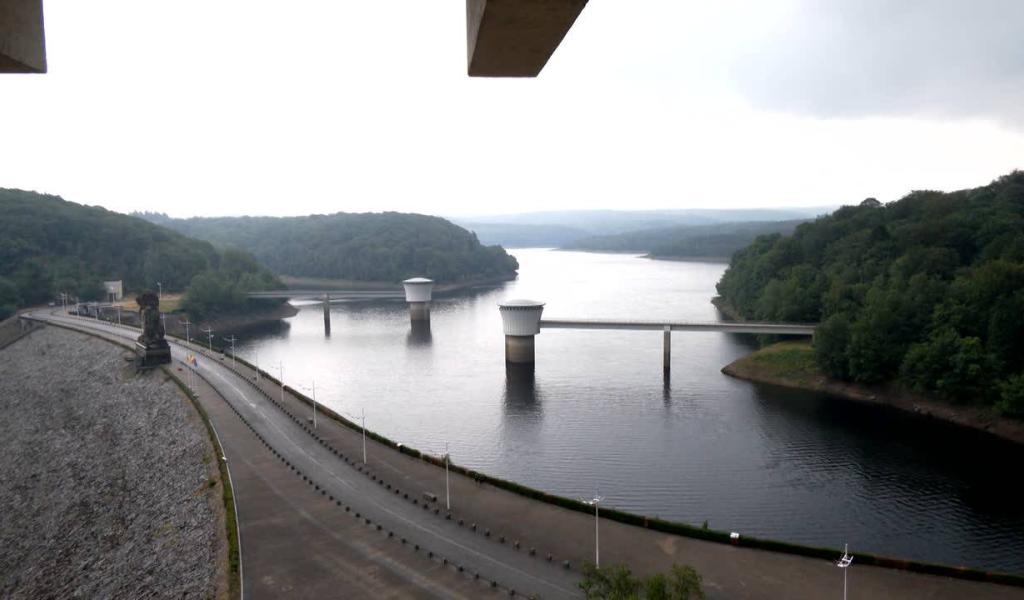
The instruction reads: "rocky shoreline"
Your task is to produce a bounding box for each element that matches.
[722,341,1024,446]
[0,326,227,599]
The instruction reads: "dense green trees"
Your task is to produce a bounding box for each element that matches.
[180,249,283,318]
[0,189,281,316]
[717,171,1024,411]
[564,220,807,259]
[139,212,520,283]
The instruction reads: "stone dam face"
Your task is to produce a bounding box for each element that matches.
[0,326,225,599]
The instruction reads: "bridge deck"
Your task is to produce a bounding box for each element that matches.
[247,290,404,300]
[540,319,816,336]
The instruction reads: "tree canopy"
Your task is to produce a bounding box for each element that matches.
[0,189,280,319]
[564,220,808,259]
[716,171,1024,414]
[139,212,520,283]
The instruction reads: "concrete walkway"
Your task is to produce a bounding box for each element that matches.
[29,312,1024,600]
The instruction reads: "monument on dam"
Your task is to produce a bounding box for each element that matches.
[135,291,171,367]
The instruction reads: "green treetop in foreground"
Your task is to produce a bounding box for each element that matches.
[579,562,705,600]
[716,171,1024,416]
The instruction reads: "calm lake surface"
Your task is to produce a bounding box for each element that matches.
[230,249,1024,573]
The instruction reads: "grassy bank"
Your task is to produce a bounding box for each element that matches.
[723,340,1024,446]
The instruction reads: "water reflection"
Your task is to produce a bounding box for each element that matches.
[504,365,540,410]
[407,320,433,346]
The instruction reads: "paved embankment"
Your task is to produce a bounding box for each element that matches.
[30,312,1024,600]
[0,326,226,599]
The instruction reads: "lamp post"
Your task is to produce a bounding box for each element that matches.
[116,305,122,327]
[279,362,285,406]
[312,378,318,429]
[180,318,192,346]
[201,327,214,352]
[581,495,604,567]
[157,282,162,300]
[361,408,367,464]
[255,352,261,384]
[223,335,237,369]
[445,441,450,511]
[836,543,853,600]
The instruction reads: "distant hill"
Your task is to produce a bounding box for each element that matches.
[453,208,831,248]
[139,212,519,284]
[563,220,807,259]
[0,189,280,319]
[716,171,1024,415]
[454,222,589,248]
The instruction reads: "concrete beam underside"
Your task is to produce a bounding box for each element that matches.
[0,0,46,73]
[467,0,587,77]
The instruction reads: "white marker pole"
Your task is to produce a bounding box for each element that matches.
[279,363,285,406]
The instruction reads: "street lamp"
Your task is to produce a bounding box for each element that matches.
[340,406,367,464]
[311,378,318,429]
[279,362,286,406]
[580,495,604,567]
[157,282,162,300]
[836,543,853,600]
[444,442,451,511]
[223,335,237,369]
[201,326,214,352]
[180,318,192,346]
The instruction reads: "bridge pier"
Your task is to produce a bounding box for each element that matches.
[323,294,331,336]
[403,278,434,326]
[663,325,671,377]
[499,300,545,368]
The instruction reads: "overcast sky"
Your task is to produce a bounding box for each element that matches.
[2,0,1023,218]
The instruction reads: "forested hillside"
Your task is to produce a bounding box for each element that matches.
[564,220,807,259]
[140,212,519,283]
[716,172,1024,415]
[0,189,281,319]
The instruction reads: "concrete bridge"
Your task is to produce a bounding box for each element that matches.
[249,279,434,336]
[246,290,405,301]
[252,283,817,377]
[501,300,817,376]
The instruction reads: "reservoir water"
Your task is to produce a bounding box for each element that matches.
[230,249,1024,573]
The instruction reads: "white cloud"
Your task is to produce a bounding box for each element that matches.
[0,0,1021,218]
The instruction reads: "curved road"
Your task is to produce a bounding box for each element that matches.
[27,310,581,599]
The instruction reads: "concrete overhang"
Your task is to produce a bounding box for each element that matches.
[0,0,46,73]
[467,0,588,77]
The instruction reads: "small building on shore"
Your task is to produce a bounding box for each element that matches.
[103,280,124,303]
